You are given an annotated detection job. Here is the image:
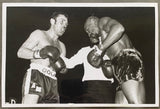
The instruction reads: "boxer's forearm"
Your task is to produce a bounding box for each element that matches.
[99,24,124,51]
[17,47,35,59]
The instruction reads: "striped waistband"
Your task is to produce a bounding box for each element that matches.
[29,63,57,80]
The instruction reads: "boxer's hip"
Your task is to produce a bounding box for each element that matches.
[112,48,144,84]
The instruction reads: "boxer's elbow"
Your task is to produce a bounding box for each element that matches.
[17,48,23,58]
[116,24,125,33]
[17,47,27,59]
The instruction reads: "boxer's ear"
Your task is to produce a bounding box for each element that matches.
[50,18,55,25]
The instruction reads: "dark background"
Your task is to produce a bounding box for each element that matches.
[6,7,155,103]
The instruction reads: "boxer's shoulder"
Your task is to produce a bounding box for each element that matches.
[28,29,44,40]
[99,17,111,21]
[98,17,111,27]
[32,29,43,35]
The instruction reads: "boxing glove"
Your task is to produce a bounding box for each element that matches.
[51,57,68,74]
[87,46,103,68]
[34,46,60,62]
[101,60,114,78]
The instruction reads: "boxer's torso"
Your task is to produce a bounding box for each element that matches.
[31,30,65,70]
[105,34,134,59]
[98,18,134,59]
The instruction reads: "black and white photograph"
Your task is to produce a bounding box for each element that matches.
[1,3,159,107]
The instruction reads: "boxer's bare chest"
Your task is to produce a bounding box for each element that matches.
[38,32,62,53]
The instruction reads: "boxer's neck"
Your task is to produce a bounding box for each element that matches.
[46,29,58,41]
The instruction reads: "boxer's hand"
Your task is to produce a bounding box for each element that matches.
[87,45,103,68]
[93,45,103,55]
[97,36,104,51]
[51,57,68,74]
[33,46,60,62]
[101,60,113,78]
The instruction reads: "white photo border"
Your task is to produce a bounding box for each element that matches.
[1,2,159,107]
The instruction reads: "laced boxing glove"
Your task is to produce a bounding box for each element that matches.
[101,60,114,78]
[87,45,103,68]
[33,46,60,62]
[101,54,114,78]
[51,57,68,74]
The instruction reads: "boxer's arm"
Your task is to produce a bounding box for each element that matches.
[99,19,125,51]
[17,30,41,59]
[121,80,145,104]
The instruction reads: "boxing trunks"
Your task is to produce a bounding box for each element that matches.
[112,49,144,85]
[22,63,59,103]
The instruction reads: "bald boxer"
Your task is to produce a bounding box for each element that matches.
[17,12,68,104]
[83,16,145,104]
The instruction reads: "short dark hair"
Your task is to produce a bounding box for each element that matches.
[84,16,99,30]
[50,11,68,19]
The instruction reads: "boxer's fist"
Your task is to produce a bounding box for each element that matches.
[101,60,113,78]
[34,46,60,62]
[51,57,68,74]
[87,46,103,68]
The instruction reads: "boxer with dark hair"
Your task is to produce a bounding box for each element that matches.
[17,12,68,104]
[83,16,145,104]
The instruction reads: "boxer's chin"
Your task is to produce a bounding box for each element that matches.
[90,38,99,44]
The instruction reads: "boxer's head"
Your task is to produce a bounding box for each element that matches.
[50,12,68,36]
[84,16,100,44]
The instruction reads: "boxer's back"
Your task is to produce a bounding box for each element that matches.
[106,34,134,59]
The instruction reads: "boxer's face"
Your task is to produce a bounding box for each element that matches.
[53,14,68,36]
[84,17,100,44]
[85,23,99,44]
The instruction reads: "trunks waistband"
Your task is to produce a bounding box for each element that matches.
[29,63,57,80]
[117,48,142,57]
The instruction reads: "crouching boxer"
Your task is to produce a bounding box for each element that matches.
[17,12,68,104]
[83,15,145,104]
